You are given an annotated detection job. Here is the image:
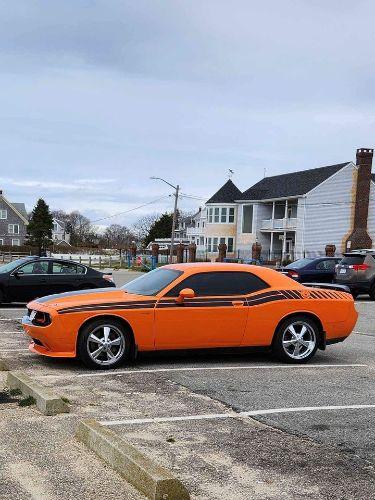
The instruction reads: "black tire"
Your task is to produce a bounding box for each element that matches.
[369,285,375,301]
[0,289,3,304]
[272,315,319,364]
[78,284,95,290]
[351,291,358,300]
[77,318,131,369]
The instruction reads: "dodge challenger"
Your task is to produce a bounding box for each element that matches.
[22,263,357,369]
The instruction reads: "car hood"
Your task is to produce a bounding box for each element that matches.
[32,288,154,311]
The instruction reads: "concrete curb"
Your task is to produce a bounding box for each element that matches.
[0,359,9,371]
[76,419,190,500]
[6,371,69,416]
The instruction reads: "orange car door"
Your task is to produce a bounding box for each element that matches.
[154,271,267,349]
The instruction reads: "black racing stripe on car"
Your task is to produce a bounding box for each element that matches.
[279,290,296,299]
[58,301,156,314]
[247,295,285,306]
[247,292,284,304]
[58,303,156,314]
[36,288,120,303]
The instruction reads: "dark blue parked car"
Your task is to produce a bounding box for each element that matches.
[281,257,342,283]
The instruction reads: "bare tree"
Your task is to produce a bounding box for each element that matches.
[102,224,135,250]
[132,213,159,244]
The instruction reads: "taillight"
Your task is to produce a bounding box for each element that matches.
[288,271,299,279]
[103,274,114,282]
[349,264,369,271]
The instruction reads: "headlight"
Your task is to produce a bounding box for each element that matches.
[30,310,51,327]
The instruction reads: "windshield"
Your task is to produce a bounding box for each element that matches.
[0,259,30,274]
[122,268,183,296]
[341,255,365,266]
[285,258,314,269]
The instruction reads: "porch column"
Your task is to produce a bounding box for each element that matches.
[284,199,288,221]
[271,201,275,229]
[282,231,287,260]
[270,232,274,259]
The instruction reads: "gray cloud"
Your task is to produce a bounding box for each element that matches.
[0,0,374,225]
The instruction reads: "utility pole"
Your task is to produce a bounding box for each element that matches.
[150,177,180,264]
[170,184,180,264]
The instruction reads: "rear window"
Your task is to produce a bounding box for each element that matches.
[341,255,365,266]
[285,258,313,269]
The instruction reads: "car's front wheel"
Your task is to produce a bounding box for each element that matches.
[77,319,131,369]
[272,315,319,363]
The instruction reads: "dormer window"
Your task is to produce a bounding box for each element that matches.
[0,209,7,219]
[207,206,236,224]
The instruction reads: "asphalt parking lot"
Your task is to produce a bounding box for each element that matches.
[1,273,375,498]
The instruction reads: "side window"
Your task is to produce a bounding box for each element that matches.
[18,261,49,274]
[52,261,79,274]
[316,260,336,270]
[165,272,269,297]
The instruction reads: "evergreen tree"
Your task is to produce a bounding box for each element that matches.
[144,212,174,246]
[27,199,54,255]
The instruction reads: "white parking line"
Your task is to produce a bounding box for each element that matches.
[41,363,367,379]
[0,318,23,321]
[0,348,30,353]
[102,404,375,426]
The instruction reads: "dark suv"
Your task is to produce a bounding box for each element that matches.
[335,251,375,299]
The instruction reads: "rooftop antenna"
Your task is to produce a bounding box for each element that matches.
[228,169,234,179]
[263,167,267,178]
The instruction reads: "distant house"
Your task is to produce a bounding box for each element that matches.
[0,190,28,246]
[52,219,71,246]
[204,147,375,261]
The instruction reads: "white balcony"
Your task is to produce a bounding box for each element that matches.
[186,226,204,236]
[260,218,298,231]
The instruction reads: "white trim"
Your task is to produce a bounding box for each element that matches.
[0,194,28,224]
[235,195,303,203]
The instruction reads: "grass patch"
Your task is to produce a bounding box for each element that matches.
[19,396,36,407]
[9,388,22,396]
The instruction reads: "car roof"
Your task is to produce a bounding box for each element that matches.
[17,256,87,265]
[163,262,300,287]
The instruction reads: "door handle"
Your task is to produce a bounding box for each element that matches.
[232,300,245,307]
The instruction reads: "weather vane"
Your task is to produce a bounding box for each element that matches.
[228,169,234,179]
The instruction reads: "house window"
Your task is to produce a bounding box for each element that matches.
[208,208,213,223]
[221,208,227,223]
[0,210,7,219]
[53,223,58,231]
[242,205,253,233]
[11,239,20,246]
[8,224,20,234]
[229,207,235,223]
[214,208,220,223]
[207,238,212,252]
[228,237,234,253]
[213,237,218,252]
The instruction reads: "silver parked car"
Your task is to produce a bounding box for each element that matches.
[335,250,375,299]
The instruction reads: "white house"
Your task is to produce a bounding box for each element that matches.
[204,148,375,261]
[52,219,71,246]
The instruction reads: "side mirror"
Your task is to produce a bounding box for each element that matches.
[14,270,24,277]
[176,288,195,304]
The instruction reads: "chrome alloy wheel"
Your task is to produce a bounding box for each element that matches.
[86,324,126,366]
[281,321,317,360]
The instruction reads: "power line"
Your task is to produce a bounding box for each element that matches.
[89,195,171,224]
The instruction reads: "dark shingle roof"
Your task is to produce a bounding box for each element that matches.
[206,180,242,204]
[240,162,350,200]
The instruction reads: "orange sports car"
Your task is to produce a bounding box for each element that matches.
[22,263,357,369]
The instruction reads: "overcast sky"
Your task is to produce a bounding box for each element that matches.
[1,0,374,227]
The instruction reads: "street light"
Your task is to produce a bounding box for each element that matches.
[150,177,180,263]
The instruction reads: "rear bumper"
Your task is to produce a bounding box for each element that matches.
[334,280,371,293]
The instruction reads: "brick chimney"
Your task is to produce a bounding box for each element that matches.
[345,148,374,250]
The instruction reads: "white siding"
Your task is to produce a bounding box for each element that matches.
[302,163,355,256]
[365,181,375,244]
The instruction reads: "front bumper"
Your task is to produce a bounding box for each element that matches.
[22,314,76,358]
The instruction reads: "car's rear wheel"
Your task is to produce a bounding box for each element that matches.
[272,315,319,363]
[369,284,375,301]
[0,289,3,304]
[77,319,130,369]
